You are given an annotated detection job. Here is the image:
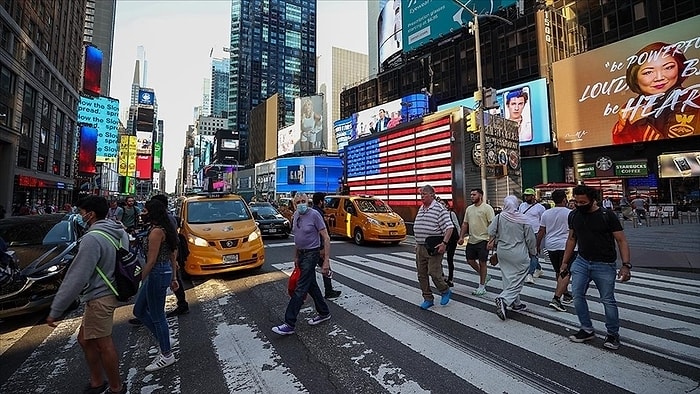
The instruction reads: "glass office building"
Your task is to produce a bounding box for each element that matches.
[228,0,317,164]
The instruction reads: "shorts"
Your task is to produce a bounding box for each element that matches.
[465,240,488,262]
[82,294,119,340]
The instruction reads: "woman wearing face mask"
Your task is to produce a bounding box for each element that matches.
[132,199,180,372]
[272,192,332,335]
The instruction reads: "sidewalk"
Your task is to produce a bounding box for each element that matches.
[620,220,700,272]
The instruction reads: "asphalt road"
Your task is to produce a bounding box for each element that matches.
[1,235,698,393]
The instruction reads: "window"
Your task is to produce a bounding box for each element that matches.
[37,154,47,172]
[23,85,36,111]
[0,103,11,127]
[17,147,30,168]
[52,160,60,175]
[21,117,33,138]
[633,2,646,20]
[54,131,62,153]
[0,65,15,96]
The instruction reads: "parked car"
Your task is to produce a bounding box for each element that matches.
[250,203,291,238]
[0,214,83,319]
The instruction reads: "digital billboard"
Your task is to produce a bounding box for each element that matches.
[83,45,102,96]
[333,117,353,151]
[153,141,162,172]
[77,95,120,163]
[346,116,453,205]
[658,152,700,178]
[135,155,152,180]
[438,78,551,146]
[552,15,700,151]
[136,131,153,155]
[277,124,298,156]
[378,0,403,66]
[138,89,155,106]
[402,0,516,54]
[136,107,154,131]
[296,95,326,151]
[78,125,98,175]
[349,92,430,143]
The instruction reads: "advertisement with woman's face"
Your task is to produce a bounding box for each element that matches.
[552,15,700,150]
[378,0,403,66]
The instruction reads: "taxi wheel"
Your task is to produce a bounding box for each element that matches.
[353,228,364,245]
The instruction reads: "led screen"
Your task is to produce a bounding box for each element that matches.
[83,45,102,96]
[77,95,120,163]
[78,125,98,175]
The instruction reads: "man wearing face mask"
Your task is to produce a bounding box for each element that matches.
[272,192,331,335]
[47,196,130,394]
[561,185,631,351]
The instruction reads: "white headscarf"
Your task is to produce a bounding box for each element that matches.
[499,195,530,225]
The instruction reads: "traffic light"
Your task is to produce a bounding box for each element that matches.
[466,111,478,133]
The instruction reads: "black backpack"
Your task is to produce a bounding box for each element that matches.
[91,230,142,301]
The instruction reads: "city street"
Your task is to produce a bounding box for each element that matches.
[1,229,699,394]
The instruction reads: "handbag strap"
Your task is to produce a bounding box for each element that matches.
[89,230,120,297]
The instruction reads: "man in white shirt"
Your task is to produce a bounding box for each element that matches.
[519,188,546,283]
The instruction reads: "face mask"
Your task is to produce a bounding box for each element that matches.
[77,214,89,228]
[577,202,593,213]
[296,204,308,214]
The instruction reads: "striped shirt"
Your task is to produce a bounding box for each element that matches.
[413,200,452,244]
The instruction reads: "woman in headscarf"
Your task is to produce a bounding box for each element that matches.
[488,195,537,320]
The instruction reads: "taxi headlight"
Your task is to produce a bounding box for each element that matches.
[367,217,381,226]
[189,235,209,247]
[248,229,261,242]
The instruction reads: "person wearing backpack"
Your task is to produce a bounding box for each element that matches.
[132,199,180,372]
[46,196,129,394]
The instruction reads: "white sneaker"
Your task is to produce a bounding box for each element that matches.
[525,274,535,284]
[533,269,544,278]
[145,353,176,372]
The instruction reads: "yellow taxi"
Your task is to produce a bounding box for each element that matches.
[323,195,406,245]
[176,193,264,276]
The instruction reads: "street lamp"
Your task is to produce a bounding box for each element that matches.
[452,0,513,202]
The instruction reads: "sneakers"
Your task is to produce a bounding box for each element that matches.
[549,297,566,312]
[145,353,176,372]
[511,303,527,312]
[495,297,506,320]
[533,269,544,278]
[128,317,142,326]
[603,334,620,350]
[324,290,342,299]
[307,314,331,326]
[83,381,107,394]
[166,305,189,318]
[569,329,595,343]
[419,300,434,310]
[471,288,486,296]
[562,293,573,305]
[272,323,295,335]
[446,279,454,287]
[525,274,535,284]
[440,289,452,305]
[103,382,127,394]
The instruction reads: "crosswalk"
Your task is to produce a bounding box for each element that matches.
[1,251,698,393]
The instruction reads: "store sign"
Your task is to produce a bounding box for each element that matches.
[658,152,700,178]
[287,165,305,185]
[576,163,596,179]
[614,160,648,177]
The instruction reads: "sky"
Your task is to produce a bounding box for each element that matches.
[111,0,369,193]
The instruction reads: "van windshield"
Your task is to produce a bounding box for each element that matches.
[355,199,392,213]
[187,200,251,224]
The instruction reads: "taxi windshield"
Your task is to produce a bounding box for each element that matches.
[187,200,251,224]
[355,199,392,213]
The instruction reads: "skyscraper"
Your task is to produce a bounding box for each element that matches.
[228,0,317,164]
[211,58,229,118]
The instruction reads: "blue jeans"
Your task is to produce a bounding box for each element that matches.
[527,254,541,275]
[284,250,329,328]
[134,262,173,354]
[570,255,619,337]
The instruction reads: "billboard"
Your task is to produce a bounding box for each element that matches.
[135,155,152,180]
[77,95,120,163]
[658,152,700,178]
[378,0,403,66]
[333,117,353,151]
[296,95,326,151]
[83,45,102,96]
[438,78,551,146]
[346,116,453,205]
[78,125,98,175]
[136,107,154,131]
[277,124,298,156]
[349,93,430,143]
[136,131,153,155]
[402,0,516,54]
[138,89,155,106]
[552,15,700,151]
[153,141,162,172]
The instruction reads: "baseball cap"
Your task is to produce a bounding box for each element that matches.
[523,188,536,195]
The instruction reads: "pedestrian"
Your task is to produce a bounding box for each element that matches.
[630,194,647,225]
[561,185,631,350]
[619,195,632,221]
[46,196,128,394]
[132,199,180,371]
[519,188,546,283]
[440,199,460,287]
[121,196,141,232]
[457,188,495,295]
[311,192,341,299]
[413,185,453,310]
[107,199,124,224]
[272,192,332,335]
[602,196,614,210]
[535,190,575,312]
[488,195,537,321]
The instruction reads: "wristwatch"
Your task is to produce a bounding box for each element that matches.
[441,240,448,245]
[622,262,632,269]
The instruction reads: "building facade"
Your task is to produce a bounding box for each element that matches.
[228,0,317,165]
[210,57,229,118]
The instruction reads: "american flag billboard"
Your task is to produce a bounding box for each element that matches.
[346,116,453,206]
